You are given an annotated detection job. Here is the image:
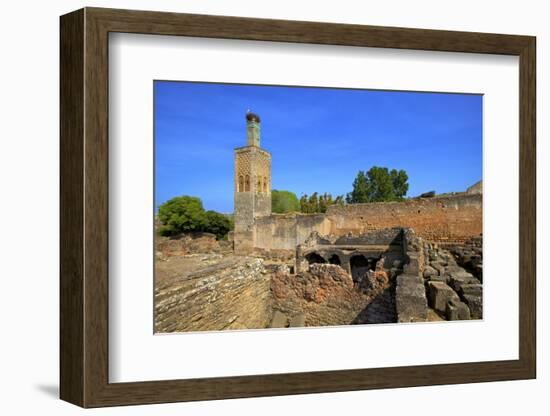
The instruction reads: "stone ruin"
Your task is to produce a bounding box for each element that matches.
[409,232,483,321]
[280,227,483,325]
[154,111,483,332]
[232,111,483,255]
[154,226,483,332]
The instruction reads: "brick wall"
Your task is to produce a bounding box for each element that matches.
[245,194,482,251]
[325,194,482,243]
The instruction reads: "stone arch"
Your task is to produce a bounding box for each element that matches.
[328,254,341,265]
[238,175,244,192]
[245,175,250,192]
[305,252,326,265]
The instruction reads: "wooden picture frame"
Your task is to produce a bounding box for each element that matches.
[60,7,536,408]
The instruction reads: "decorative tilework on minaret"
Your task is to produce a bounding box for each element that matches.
[234,112,272,253]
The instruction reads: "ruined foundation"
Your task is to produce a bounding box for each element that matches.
[154,228,483,333]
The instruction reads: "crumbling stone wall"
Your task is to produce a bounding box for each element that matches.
[254,213,331,250]
[270,263,364,327]
[395,229,429,323]
[325,194,482,244]
[295,228,405,274]
[155,232,231,259]
[155,256,272,332]
[244,194,482,252]
[270,262,395,328]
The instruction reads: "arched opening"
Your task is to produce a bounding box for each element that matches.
[305,252,326,265]
[263,176,267,193]
[257,176,262,193]
[328,254,341,265]
[245,175,250,192]
[238,175,244,192]
[350,254,375,283]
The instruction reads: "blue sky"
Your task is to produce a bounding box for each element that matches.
[155,81,482,214]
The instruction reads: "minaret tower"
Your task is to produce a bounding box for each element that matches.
[234,112,272,253]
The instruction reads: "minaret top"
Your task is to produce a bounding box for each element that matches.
[246,111,261,123]
[246,111,261,147]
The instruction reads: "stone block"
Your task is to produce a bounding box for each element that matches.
[448,271,479,292]
[446,298,471,321]
[462,294,483,319]
[404,253,420,276]
[423,265,437,278]
[396,274,428,323]
[428,274,447,283]
[445,265,466,275]
[270,310,288,328]
[431,261,447,276]
[289,313,306,327]
[396,274,424,294]
[428,281,460,314]
[458,283,482,298]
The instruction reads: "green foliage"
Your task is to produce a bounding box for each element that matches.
[345,171,369,204]
[390,168,409,200]
[346,166,409,203]
[158,196,206,236]
[203,210,232,239]
[157,196,233,239]
[300,192,344,213]
[271,190,300,213]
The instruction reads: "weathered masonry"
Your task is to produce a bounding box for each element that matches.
[295,228,405,277]
[233,112,272,253]
[233,112,482,254]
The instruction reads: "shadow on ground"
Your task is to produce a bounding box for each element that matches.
[35,384,58,399]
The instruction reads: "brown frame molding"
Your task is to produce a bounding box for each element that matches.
[60,7,536,408]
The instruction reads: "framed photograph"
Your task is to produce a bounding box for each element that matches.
[60,7,536,408]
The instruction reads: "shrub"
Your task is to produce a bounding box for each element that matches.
[157,196,233,239]
[204,210,232,239]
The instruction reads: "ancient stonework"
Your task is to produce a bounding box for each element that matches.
[155,112,483,333]
[421,237,483,320]
[234,113,272,254]
[155,255,272,332]
[233,112,482,254]
[395,229,429,323]
[270,261,395,328]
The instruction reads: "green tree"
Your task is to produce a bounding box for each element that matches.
[204,210,232,239]
[365,166,395,202]
[319,193,335,213]
[157,195,233,239]
[346,166,409,203]
[334,195,345,206]
[300,192,344,213]
[390,168,409,199]
[272,190,300,213]
[346,171,369,203]
[308,192,319,213]
[299,194,309,213]
[158,196,207,236]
